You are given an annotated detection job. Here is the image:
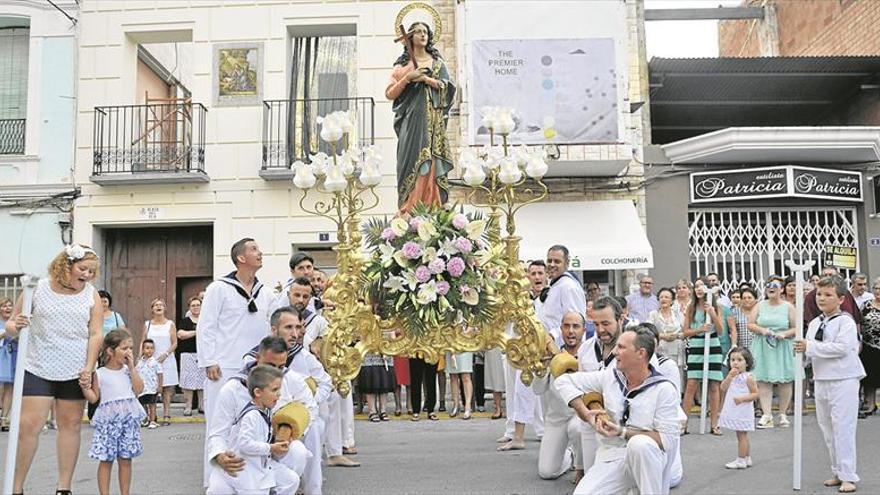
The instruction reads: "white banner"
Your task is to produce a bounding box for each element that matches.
[470,38,619,145]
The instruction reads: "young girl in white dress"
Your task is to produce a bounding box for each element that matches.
[719,346,759,469]
[81,328,145,495]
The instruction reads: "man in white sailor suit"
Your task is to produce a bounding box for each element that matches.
[206,337,306,494]
[556,326,682,495]
[265,306,333,495]
[533,311,589,483]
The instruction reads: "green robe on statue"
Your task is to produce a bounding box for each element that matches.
[386,59,456,210]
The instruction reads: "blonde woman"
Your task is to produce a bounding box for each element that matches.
[4,245,103,495]
[145,298,178,425]
[673,278,692,318]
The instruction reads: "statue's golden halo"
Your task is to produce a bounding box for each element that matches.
[395,2,443,40]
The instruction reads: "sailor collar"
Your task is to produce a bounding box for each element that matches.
[220,272,265,313]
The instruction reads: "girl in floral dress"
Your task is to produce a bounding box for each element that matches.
[81,329,145,495]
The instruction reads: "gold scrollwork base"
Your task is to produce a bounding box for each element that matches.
[321,217,549,396]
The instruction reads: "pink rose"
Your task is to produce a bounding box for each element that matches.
[401,241,423,260]
[415,266,431,283]
[380,227,396,241]
[436,281,450,295]
[454,237,473,254]
[452,214,469,230]
[428,258,446,274]
[409,217,422,232]
[447,257,466,278]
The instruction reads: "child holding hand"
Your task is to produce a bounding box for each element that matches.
[718,346,759,469]
[81,329,146,495]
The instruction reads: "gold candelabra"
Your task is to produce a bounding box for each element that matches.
[301,108,553,394]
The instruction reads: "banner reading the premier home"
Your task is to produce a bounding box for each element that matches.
[470,38,620,145]
[690,166,862,203]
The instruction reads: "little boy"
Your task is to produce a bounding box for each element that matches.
[137,339,163,429]
[207,364,299,495]
[795,275,865,494]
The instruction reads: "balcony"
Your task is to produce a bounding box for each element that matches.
[0,119,25,155]
[261,97,375,180]
[91,102,209,185]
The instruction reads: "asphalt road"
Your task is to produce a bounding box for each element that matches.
[1,411,878,494]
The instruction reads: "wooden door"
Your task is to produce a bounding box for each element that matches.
[104,226,213,348]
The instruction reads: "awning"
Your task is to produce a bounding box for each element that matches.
[515,200,654,270]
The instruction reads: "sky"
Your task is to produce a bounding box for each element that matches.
[645,0,745,59]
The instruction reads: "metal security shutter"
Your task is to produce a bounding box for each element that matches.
[688,207,858,294]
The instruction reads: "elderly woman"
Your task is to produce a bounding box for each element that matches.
[5,245,103,495]
[648,287,684,375]
[177,295,205,416]
[748,275,797,429]
[859,277,880,417]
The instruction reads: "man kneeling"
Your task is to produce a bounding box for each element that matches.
[555,326,681,495]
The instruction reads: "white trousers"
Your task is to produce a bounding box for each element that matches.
[206,459,299,495]
[301,416,325,495]
[669,441,683,488]
[278,439,311,477]
[580,422,598,473]
[815,378,860,483]
[575,435,671,495]
[341,389,355,448]
[202,367,237,486]
[538,416,583,479]
[324,391,344,457]
[503,358,544,438]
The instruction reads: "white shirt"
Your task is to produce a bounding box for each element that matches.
[541,273,586,347]
[532,344,590,426]
[227,406,274,491]
[197,274,274,369]
[555,367,681,462]
[95,365,136,404]
[302,311,329,350]
[207,375,253,461]
[268,281,318,317]
[851,290,874,310]
[287,350,333,405]
[136,357,163,396]
[804,312,866,382]
[26,279,95,381]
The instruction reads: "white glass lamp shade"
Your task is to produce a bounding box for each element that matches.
[324,166,348,192]
[494,109,516,135]
[525,153,549,179]
[292,161,317,189]
[359,163,382,187]
[462,163,487,186]
[497,158,522,184]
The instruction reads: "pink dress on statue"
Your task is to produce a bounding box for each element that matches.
[718,372,755,432]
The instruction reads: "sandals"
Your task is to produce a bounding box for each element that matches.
[161,416,171,426]
[368,413,380,422]
[394,408,402,417]
[379,412,389,422]
[411,413,421,422]
[491,411,503,420]
[428,412,439,421]
[183,409,193,417]
[711,426,723,436]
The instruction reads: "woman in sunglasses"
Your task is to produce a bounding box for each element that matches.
[747,275,797,429]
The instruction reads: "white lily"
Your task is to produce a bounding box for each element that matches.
[378,244,396,267]
[383,275,406,293]
[417,220,438,241]
[465,219,487,240]
[403,270,420,291]
[416,281,439,305]
[390,218,409,237]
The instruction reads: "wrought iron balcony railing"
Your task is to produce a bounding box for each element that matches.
[0,119,25,155]
[92,102,207,179]
[262,97,375,177]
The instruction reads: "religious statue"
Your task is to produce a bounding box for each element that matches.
[385,6,456,213]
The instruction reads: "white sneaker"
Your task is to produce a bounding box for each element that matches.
[757,415,774,429]
[745,456,753,467]
[148,422,159,429]
[725,458,748,469]
[777,414,790,428]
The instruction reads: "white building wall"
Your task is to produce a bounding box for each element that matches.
[73,0,410,287]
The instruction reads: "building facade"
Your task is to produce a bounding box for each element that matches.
[71,0,653,337]
[0,0,78,291]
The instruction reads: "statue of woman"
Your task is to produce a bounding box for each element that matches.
[385,21,456,212]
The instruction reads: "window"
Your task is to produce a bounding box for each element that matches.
[0,26,28,154]
[1,274,24,303]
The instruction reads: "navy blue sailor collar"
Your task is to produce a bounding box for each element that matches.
[219,271,265,313]
[613,364,670,398]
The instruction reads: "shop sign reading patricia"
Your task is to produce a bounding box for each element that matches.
[689,166,862,204]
